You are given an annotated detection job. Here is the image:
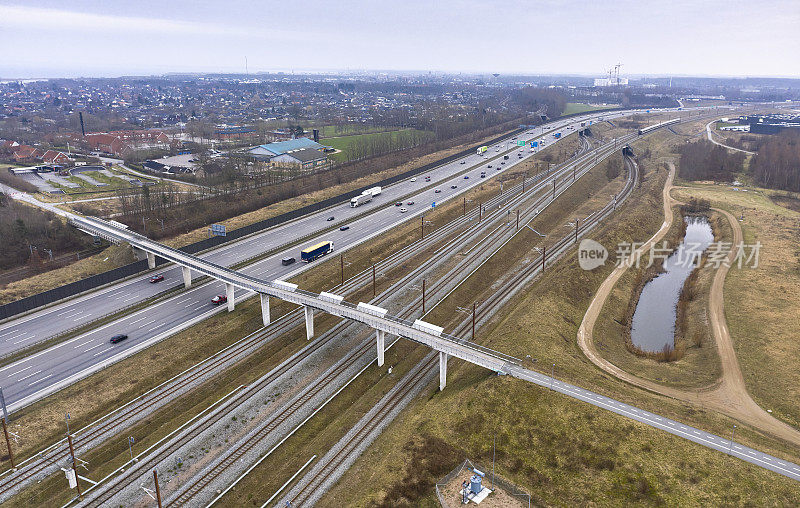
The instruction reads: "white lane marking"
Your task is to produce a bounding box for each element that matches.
[93,348,113,357]
[84,343,104,352]
[7,365,32,377]
[192,304,206,311]
[28,374,52,386]
[129,316,148,324]
[139,319,156,328]
[12,335,35,345]
[4,331,27,340]
[17,370,42,382]
[73,340,94,349]
[147,325,162,333]
[0,329,19,337]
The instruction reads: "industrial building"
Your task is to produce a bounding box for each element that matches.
[269,147,328,169]
[739,114,800,135]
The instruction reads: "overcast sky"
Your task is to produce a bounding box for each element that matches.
[1,0,798,79]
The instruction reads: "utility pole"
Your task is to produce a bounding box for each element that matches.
[478,203,482,223]
[0,387,12,470]
[516,210,520,231]
[340,254,344,286]
[422,279,426,314]
[575,218,579,243]
[542,245,546,272]
[463,196,466,216]
[153,470,163,508]
[552,180,556,200]
[1,417,13,470]
[67,432,82,500]
[128,436,135,464]
[472,302,476,340]
[421,215,425,239]
[372,264,376,298]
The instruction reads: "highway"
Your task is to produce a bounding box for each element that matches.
[0,109,656,410]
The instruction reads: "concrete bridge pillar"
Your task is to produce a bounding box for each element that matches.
[439,351,448,391]
[376,330,385,367]
[260,294,270,327]
[181,266,192,288]
[304,306,314,340]
[146,251,156,269]
[225,283,235,312]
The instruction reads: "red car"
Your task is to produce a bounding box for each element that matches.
[211,294,228,305]
[149,274,164,283]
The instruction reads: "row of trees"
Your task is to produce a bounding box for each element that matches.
[111,115,529,238]
[337,130,435,162]
[677,140,745,181]
[751,130,800,191]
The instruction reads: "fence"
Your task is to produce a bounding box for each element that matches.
[1,105,630,321]
[0,126,532,321]
[435,458,531,507]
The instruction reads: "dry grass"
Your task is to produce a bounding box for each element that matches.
[0,243,136,305]
[324,125,800,506]
[672,183,800,430]
[593,205,724,388]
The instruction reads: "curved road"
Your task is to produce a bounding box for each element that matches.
[577,164,800,447]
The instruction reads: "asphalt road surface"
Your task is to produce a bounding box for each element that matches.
[0,109,666,410]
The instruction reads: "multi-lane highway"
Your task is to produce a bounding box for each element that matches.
[0,108,675,411]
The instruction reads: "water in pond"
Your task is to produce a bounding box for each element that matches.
[630,216,714,353]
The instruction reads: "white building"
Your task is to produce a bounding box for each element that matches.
[594,77,629,87]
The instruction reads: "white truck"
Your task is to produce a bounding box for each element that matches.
[350,193,372,207]
[365,186,382,197]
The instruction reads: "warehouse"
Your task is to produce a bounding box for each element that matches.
[270,147,328,169]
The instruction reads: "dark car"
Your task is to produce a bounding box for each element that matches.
[110,334,128,344]
[149,274,164,283]
[434,189,441,193]
[407,201,415,205]
[487,165,492,168]
[460,160,466,164]
[339,225,350,231]
[326,216,335,221]
[464,175,469,179]
[501,161,505,165]
[211,294,228,305]
[480,174,486,178]
[450,185,458,189]
[281,257,296,266]
[395,201,403,206]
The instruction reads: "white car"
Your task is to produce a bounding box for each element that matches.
[411,177,417,182]
[400,207,408,213]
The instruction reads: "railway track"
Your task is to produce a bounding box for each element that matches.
[67,134,610,506]
[283,153,642,507]
[153,137,634,507]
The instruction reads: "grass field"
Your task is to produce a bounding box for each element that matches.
[592,203,726,389]
[672,183,800,431]
[563,102,620,116]
[323,122,800,506]
[323,128,433,162]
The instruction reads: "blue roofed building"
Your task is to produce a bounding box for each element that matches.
[247,137,325,160]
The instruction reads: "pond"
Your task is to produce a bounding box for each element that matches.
[630,216,714,353]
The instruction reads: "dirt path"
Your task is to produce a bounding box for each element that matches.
[577,163,800,447]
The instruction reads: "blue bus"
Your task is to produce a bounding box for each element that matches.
[301,241,334,262]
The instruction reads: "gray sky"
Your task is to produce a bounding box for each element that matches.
[1,0,798,78]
